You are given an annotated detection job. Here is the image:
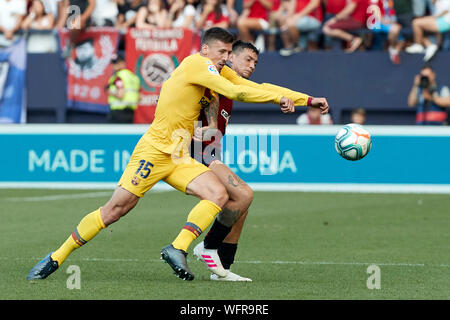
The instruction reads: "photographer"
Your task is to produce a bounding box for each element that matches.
[408,65,450,125]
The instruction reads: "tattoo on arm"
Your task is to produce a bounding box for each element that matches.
[205,95,219,129]
[228,173,241,187]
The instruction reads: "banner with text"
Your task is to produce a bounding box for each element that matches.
[125,28,200,123]
[0,38,26,123]
[59,28,119,113]
[1,125,450,193]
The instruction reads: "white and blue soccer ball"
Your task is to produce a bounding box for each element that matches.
[335,124,372,161]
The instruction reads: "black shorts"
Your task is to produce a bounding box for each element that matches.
[70,0,89,13]
[396,13,414,28]
[190,140,221,167]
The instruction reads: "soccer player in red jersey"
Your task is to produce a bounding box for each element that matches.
[191,40,330,281]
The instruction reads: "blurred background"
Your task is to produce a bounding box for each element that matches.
[0,0,449,126]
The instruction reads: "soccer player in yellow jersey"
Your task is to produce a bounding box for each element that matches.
[191,40,330,281]
[27,27,303,281]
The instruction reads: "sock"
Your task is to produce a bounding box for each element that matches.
[172,200,221,252]
[204,219,232,250]
[51,208,105,265]
[218,242,237,270]
[388,46,398,55]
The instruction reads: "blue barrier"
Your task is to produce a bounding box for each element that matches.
[1,124,450,193]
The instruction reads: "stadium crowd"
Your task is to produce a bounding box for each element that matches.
[0,0,449,63]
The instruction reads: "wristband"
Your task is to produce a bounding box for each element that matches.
[307,97,313,106]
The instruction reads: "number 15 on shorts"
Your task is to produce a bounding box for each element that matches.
[136,160,154,179]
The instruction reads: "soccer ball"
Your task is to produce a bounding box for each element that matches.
[335,124,372,161]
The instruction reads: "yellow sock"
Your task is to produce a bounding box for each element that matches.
[172,200,221,252]
[51,208,105,265]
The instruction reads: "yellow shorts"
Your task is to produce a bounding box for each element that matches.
[118,137,210,197]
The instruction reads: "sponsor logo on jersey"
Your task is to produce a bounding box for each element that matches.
[221,109,230,125]
[207,64,219,75]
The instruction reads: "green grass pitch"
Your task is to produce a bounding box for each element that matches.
[1,188,450,300]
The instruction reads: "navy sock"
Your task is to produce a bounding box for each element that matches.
[204,219,232,250]
[218,242,238,270]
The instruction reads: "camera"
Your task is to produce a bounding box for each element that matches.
[419,75,430,89]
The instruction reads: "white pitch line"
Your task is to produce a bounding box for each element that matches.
[4,256,448,268]
[3,191,113,202]
[2,188,174,202]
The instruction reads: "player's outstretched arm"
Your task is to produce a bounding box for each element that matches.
[221,66,309,106]
[220,66,330,114]
[187,58,284,105]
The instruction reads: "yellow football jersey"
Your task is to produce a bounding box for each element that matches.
[220,65,311,106]
[143,53,284,154]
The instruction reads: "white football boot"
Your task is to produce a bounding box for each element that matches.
[193,241,228,277]
[210,271,252,282]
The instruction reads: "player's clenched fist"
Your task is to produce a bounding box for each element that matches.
[310,97,330,114]
[280,97,295,113]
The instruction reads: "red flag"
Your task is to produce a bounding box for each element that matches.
[59,27,119,113]
[125,28,200,123]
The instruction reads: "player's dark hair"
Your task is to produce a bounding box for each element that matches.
[201,27,235,46]
[232,40,260,56]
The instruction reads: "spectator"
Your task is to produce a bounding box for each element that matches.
[322,0,368,53]
[167,0,197,29]
[297,107,333,124]
[393,0,415,29]
[408,65,450,125]
[226,0,240,27]
[22,0,55,30]
[41,0,68,29]
[351,107,366,124]
[91,0,118,26]
[136,0,169,28]
[237,0,273,46]
[116,0,145,29]
[267,0,286,51]
[63,0,96,58]
[366,0,403,64]
[196,0,229,30]
[412,0,435,16]
[405,0,450,61]
[0,0,27,48]
[279,0,322,56]
[322,0,346,49]
[22,0,58,52]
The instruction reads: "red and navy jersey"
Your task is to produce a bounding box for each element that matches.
[191,90,233,166]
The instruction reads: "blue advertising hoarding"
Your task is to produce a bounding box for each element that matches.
[1,124,449,193]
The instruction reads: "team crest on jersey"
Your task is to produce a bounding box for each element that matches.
[207,64,219,75]
[131,176,140,186]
